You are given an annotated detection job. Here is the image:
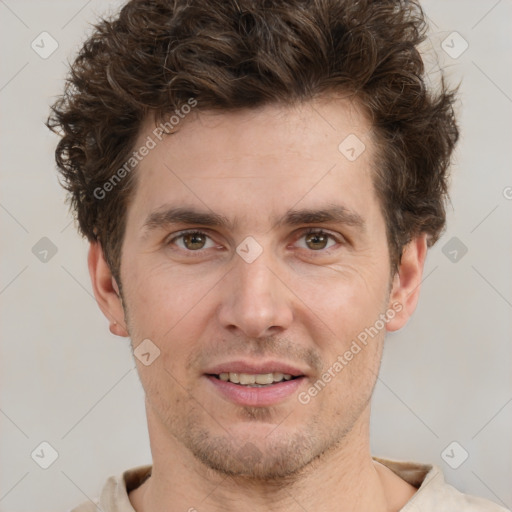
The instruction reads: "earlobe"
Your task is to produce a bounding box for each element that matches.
[386,234,428,332]
[88,242,129,337]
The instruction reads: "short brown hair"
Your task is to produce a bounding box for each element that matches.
[46,0,459,286]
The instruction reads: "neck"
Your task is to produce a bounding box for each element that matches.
[130,402,416,512]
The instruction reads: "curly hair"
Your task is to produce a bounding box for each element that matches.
[46,0,459,287]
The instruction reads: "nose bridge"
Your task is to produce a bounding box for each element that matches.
[218,245,293,338]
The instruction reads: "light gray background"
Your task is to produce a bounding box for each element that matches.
[1,1,511,510]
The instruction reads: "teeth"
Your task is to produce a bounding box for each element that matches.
[239,373,256,385]
[217,372,295,385]
[255,373,273,385]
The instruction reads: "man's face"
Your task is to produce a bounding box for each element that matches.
[116,97,401,478]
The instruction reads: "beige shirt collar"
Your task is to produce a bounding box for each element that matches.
[76,458,509,512]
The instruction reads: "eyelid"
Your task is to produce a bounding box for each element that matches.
[301,227,343,240]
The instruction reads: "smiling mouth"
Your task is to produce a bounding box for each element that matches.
[209,372,301,387]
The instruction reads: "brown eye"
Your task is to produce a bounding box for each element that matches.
[293,228,341,253]
[304,231,330,250]
[169,230,215,251]
[182,232,207,250]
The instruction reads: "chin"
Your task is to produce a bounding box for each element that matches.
[181,422,333,481]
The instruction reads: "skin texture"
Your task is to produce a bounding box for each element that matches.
[89,95,427,511]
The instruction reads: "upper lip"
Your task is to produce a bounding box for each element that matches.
[204,360,306,377]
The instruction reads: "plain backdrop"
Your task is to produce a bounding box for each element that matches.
[1,1,511,510]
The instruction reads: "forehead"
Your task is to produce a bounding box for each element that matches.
[125,96,380,236]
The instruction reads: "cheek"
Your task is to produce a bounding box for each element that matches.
[289,264,389,408]
[288,262,389,343]
[124,258,213,332]
[123,261,222,383]
[299,335,383,423]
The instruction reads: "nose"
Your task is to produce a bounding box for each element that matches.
[217,249,294,339]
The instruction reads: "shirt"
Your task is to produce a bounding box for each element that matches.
[70,457,510,512]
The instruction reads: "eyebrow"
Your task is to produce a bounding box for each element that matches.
[141,203,365,238]
[276,204,365,230]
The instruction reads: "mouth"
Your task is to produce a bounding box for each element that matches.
[204,362,307,406]
[209,372,300,387]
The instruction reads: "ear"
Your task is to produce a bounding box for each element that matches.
[386,233,428,332]
[88,241,129,337]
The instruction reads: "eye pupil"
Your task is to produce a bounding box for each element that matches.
[305,232,328,250]
[183,232,206,250]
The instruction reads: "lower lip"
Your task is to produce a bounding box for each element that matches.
[205,375,304,406]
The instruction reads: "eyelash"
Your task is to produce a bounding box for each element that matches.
[166,228,343,255]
